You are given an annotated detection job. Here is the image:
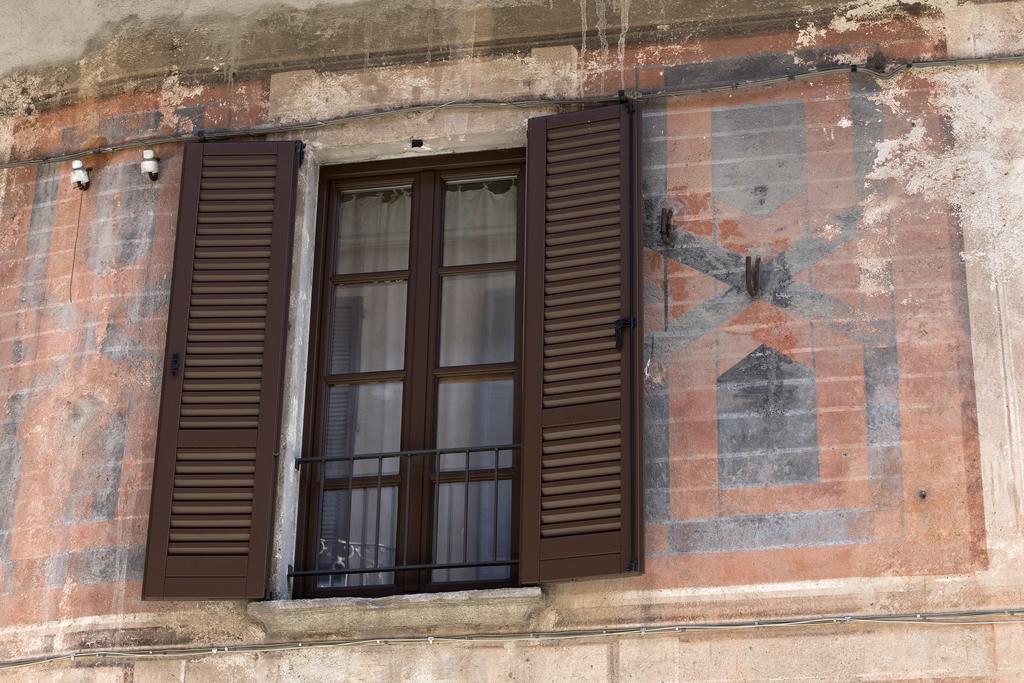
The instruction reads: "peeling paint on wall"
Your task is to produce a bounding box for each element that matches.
[867,66,1024,289]
[157,76,205,135]
[0,117,12,209]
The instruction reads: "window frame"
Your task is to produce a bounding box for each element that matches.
[296,149,527,599]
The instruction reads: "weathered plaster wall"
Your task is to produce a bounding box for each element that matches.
[0,0,1023,679]
[0,0,867,114]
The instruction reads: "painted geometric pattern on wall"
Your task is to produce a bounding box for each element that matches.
[632,52,987,587]
[642,70,915,562]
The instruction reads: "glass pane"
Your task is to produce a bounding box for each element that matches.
[317,487,397,589]
[336,186,411,274]
[442,177,517,266]
[432,480,512,583]
[325,383,402,478]
[439,271,515,366]
[436,379,513,471]
[330,282,406,373]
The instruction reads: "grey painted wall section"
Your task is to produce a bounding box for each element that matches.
[670,508,875,553]
[0,390,27,595]
[716,345,820,489]
[712,101,807,217]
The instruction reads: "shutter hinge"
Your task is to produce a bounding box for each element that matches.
[614,317,636,350]
[626,559,639,573]
[169,352,180,378]
[298,141,307,167]
[617,89,637,113]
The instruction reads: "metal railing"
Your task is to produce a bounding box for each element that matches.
[290,444,518,582]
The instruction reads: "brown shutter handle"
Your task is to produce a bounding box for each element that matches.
[170,352,180,378]
[614,317,636,350]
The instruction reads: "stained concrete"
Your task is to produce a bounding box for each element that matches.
[247,587,544,639]
[0,0,868,112]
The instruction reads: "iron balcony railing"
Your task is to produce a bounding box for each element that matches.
[289,444,519,581]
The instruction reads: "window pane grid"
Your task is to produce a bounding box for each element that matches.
[442,176,517,266]
[335,185,412,275]
[304,155,523,597]
[439,271,516,367]
[329,282,408,374]
[322,382,403,479]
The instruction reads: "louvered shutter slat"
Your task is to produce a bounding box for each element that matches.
[520,104,643,583]
[143,141,300,599]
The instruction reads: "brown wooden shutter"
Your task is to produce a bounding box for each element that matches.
[143,141,300,599]
[520,103,643,583]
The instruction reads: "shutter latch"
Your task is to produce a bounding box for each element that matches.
[614,317,636,350]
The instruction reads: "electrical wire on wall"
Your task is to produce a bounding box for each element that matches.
[0,608,1022,671]
[68,190,84,302]
[0,54,1022,171]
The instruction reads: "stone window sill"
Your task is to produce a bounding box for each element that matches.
[247,587,544,639]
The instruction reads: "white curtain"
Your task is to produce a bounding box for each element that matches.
[442,178,517,265]
[336,186,412,273]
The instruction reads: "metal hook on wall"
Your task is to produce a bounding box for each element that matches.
[745,255,761,297]
[659,207,674,245]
